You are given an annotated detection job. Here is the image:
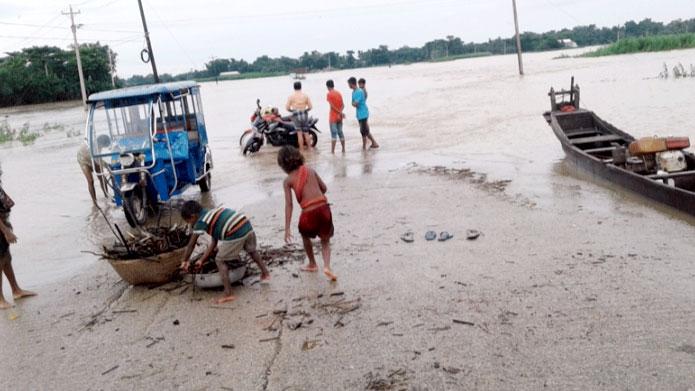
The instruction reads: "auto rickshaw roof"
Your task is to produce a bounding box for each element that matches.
[87,81,198,103]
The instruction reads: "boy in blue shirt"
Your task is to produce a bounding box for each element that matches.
[348,77,379,150]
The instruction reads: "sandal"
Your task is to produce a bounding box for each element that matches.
[400,231,415,243]
[425,231,437,241]
[438,231,454,242]
[466,229,481,240]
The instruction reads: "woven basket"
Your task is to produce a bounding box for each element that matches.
[107,247,186,285]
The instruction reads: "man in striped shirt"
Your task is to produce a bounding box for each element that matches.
[180,201,270,304]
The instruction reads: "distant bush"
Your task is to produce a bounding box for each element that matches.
[583,33,695,57]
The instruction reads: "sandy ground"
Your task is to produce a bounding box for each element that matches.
[2,161,695,390]
[3,48,695,390]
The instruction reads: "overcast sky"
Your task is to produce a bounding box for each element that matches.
[1,0,693,77]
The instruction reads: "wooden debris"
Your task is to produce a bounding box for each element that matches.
[101,365,119,376]
[259,336,280,343]
[452,319,475,326]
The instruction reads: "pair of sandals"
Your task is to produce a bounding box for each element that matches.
[401,229,481,243]
[400,231,452,243]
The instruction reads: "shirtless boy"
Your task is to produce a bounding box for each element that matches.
[278,146,337,281]
[285,81,313,151]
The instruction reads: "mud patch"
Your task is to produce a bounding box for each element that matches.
[406,163,535,208]
[364,368,409,390]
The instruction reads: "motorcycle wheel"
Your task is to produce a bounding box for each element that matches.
[123,187,148,227]
[306,129,318,147]
[243,139,261,155]
[239,129,253,147]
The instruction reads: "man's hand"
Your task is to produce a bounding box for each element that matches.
[284,228,293,244]
[4,230,17,244]
[180,261,190,273]
[194,259,204,272]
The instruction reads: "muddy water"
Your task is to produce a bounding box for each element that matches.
[2,47,695,289]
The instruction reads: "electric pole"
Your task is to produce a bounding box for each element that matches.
[512,0,524,75]
[63,5,88,108]
[137,0,160,83]
[108,49,116,87]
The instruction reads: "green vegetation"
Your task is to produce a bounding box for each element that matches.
[124,17,695,86]
[2,17,695,107]
[430,52,493,63]
[582,33,695,57]
[0,43,120,107]
[0,121,69,145]
[0,121,40,145]
[197,71,287,82]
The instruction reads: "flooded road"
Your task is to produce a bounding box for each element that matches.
[2,46,695,288]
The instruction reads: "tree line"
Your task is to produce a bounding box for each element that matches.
[1,17,693,107]
[124,17,695,85]
[0,43,118,107]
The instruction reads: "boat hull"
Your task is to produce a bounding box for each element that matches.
[547,110,695,217]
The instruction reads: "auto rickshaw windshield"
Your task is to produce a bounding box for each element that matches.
[89,100,154,161]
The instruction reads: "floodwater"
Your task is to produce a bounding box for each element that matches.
[2,46,695,289]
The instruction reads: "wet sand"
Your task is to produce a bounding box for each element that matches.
[2,48,695,389]
[2,164,695,389]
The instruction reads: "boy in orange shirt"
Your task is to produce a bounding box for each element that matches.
[325,80,345,154]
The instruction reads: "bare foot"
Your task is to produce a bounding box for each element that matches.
[370,144,380,149]
[13,290,37,300]
[212,295,236,305]
[260,274,271,284]
[324,268,338,281]
[0,300,11,310]
[301,265,318,272]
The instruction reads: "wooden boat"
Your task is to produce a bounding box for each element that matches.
[543,80,695,217]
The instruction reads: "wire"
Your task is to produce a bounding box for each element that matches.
[0,21,66,29]
[143,0,198,70]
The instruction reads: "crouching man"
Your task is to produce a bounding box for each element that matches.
[179,201,270,304]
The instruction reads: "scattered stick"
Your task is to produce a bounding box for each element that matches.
[453,319,475,326]
[112,309,137,314]
[221,344,235,349]
[101,365,119,376]
[259,336,280,343]
[329,291,345,297]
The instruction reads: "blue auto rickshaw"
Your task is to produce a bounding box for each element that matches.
[86,81,213,226]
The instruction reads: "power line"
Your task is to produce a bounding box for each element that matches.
[143,0,197,70]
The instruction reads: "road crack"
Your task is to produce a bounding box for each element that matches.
[261,309,286,390]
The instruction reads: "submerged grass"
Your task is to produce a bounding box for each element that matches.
[583,33,695,57]
[430,52,493,63]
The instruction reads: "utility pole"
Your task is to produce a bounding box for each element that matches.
[108,49,116,87]
[512,0,524,75]
[137,0,159,83]
[63,5,88,108]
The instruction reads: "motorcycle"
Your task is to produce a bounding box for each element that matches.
[240,99,320,155]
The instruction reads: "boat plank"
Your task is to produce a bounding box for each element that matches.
[565,128,601,138]
[570,135,623,145]
[584,146,618,154]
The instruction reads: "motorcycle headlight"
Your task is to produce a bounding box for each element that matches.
[120,153,135,167]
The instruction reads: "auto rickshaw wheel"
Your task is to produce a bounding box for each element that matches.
[123,187,148,227]
[199,167,212,192]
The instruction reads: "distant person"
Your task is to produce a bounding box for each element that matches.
[285,81,313,151]
[325,79,345,154]
[348,77,379,150]
[358,78,368,100]
[179,200,271,305]
[0,165,36,310]
[77,136,110,205]
[278,146,337,281]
